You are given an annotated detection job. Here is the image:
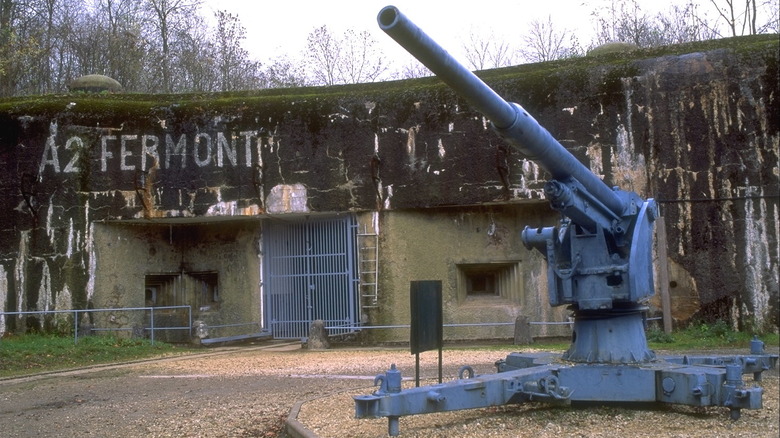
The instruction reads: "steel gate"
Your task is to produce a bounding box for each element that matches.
[262,215,360,339]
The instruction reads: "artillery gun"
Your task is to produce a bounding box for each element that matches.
[354,6,778,436]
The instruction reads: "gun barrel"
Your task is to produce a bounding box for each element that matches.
[378,6,625,217]
[378,6,516,129]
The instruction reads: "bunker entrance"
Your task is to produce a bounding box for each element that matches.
[262,215,360,340]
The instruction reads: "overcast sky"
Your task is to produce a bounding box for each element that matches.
[198,1,768,66]
[198,1,646,63]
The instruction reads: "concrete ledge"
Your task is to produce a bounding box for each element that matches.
[199,331,273,347]
[286,399,320,438]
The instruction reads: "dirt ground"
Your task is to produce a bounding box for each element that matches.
[0,342,777,438]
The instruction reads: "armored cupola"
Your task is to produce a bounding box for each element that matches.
[68,74,123,93]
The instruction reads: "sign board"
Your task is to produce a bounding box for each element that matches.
[409,280,442,354]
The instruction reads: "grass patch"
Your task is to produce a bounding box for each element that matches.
[443,321,778,353]
[0,334,190,378]
[2,322,776,379]
[648,321,779,351]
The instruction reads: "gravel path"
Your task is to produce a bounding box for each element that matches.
[0,342,776,438]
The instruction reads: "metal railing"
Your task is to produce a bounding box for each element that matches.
[0,305,192,345]
[325,321,567,331]
[326,316,663,331]
[1,309,661,344]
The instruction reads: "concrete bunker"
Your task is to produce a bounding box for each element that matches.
[0,34,777,343]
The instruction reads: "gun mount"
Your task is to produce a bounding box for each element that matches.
[354,6,777,436]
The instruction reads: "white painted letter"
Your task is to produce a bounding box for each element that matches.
[38,135,61,175]
[216,132,237,167]
[165,134,187,169]
[63,136,83,173]
[194,133,212,167]
[141,135,160,170]
[101,135,116,172]
[240,131,257,167]
[120,135,137,170]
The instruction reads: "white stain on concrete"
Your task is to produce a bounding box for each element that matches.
[0,265,7,336]
[15,231,29,313]
[206,201,262,217]
[119,190,137,208]
[384,184,393,210]
[36,262,52,317]
[613,122,648,194]
[612,78,648,195]
[46,201,55,247]
[67,218,75,258]
[267,184,309,214]
[742,185,775,330]
[406,126,418,161]
[86,223,96,302]
[585,144,605,180]
[54,285,72,331]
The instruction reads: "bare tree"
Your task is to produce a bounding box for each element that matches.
[394,60,431,80]
[591,0,775,48]
[593,0,661,47]
[0,0,228,96]
[174,20,218,92]
[45,1,70,91]
[211,10,262,91]
[711,0,745,36]
[763,0,779,33]
[463,29,516,70]
[708,0,776,35]
[144,0,201,92]
[522,15,582,63]
[262,55,307,88]
[2,0,778,97]
[0,0,10,39]
[66,6,113,78]
[306,25,389,86]
[306,25,341,86]
[0,0,47,96]
[339,29,387,84]
[655,1,720,44]
[95,0,146,91]
[0,0,20,95]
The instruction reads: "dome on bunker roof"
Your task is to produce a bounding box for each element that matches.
[69,74,123,93]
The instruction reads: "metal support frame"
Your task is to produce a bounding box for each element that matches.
[357,342,777,435]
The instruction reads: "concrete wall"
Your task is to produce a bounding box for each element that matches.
[90,220,261,341]
[367,205,568,342]
[0,34,777,339]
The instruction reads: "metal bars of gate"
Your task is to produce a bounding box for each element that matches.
[263,215,360,339]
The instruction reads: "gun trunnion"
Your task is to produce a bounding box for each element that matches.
[354,6,777,436]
